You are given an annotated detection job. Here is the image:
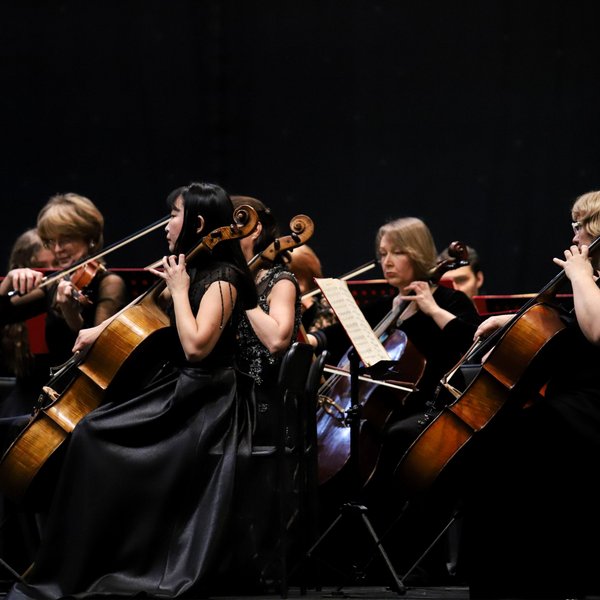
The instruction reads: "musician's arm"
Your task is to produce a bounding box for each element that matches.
[554,244,600,344]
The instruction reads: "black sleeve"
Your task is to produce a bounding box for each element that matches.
[0,292,48,326]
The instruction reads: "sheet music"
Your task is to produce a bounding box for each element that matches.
[315,277,390,367]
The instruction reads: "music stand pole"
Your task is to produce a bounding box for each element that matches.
[305,347,405,595]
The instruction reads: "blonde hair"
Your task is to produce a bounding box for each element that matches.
[571,191,600,239]
[375,217,437,281]
[37,193,104,250]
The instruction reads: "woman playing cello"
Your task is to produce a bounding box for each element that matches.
[5,182,259,600]
[308,216,480,583]
[229,195,304,587]
[463,190,600,599]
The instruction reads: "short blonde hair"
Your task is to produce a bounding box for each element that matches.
[37,193,104,250]
[375,217,437,281]
[571,191,600,239]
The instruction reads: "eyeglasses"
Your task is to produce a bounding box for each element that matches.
[572,221,584,235]
[42,235,77,249]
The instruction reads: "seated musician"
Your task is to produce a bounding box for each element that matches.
[463,190,600,600]
[229,195,303,588]
[4,182,261,600]
[437,243,485,300]
[307,216,480,583]
[0,193,128,409]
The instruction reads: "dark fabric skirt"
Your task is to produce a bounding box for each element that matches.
[7,364,254,600]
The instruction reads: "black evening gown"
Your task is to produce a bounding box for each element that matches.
[6,265,255,600]
[231,264,302,587]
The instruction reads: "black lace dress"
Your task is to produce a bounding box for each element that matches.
[236,264,302,445]
[230,264,302,587]
[7,264,255,600]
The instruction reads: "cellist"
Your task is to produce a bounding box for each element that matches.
[307,216,480,583]
[5,182,259,600]
[463,190,600,600]
[229,195,303,587]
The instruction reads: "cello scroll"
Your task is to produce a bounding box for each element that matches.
[248,214,314,273]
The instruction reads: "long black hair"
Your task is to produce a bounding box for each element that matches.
[166,182,257,308]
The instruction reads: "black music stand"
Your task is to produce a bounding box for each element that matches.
[305,348,406,596]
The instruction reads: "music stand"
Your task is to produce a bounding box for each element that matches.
[305,348,406,596]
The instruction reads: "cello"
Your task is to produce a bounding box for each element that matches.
[0,205,259,501]
[316,242,470,487]
[247,214,314,274]
[393,238,599,495]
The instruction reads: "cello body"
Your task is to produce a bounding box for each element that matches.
[0,205,259,501]
[317,328,426,486]
[0,292,174,501]
[394,301,567,494]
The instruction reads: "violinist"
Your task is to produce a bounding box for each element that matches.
[0,193,127,383]
[463,190,600,600]
[1,228,57,415]
[5,182,259,600]
[0,228,56,579]
[308,216,480,583]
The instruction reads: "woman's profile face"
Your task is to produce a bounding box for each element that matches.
[166,195,185,253]
[378,233,415,291]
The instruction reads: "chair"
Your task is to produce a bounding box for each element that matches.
[242,341,315,598]
[293,349,329,594]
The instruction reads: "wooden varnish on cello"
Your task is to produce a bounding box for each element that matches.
[314,277,426,487]
[0,205,259,502]
[314,242,471,488]
[393,238,600,495]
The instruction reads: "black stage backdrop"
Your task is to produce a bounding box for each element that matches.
[2,1,600,294]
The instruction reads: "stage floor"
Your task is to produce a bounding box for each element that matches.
[214,585,469,599]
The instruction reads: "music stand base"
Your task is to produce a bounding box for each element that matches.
[306,501,406,595]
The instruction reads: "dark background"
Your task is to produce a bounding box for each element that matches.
[2,1,600,294]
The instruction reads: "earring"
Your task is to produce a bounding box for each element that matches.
[89,241,95,249]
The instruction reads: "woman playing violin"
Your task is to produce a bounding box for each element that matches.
[6,182,259,600]
[463,190,600,600]
[0,193,127,377]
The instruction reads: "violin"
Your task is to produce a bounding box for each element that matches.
[6,215,170,300]
[63,259,106,305]
[0,205,259,501]
[316,241,470,488]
